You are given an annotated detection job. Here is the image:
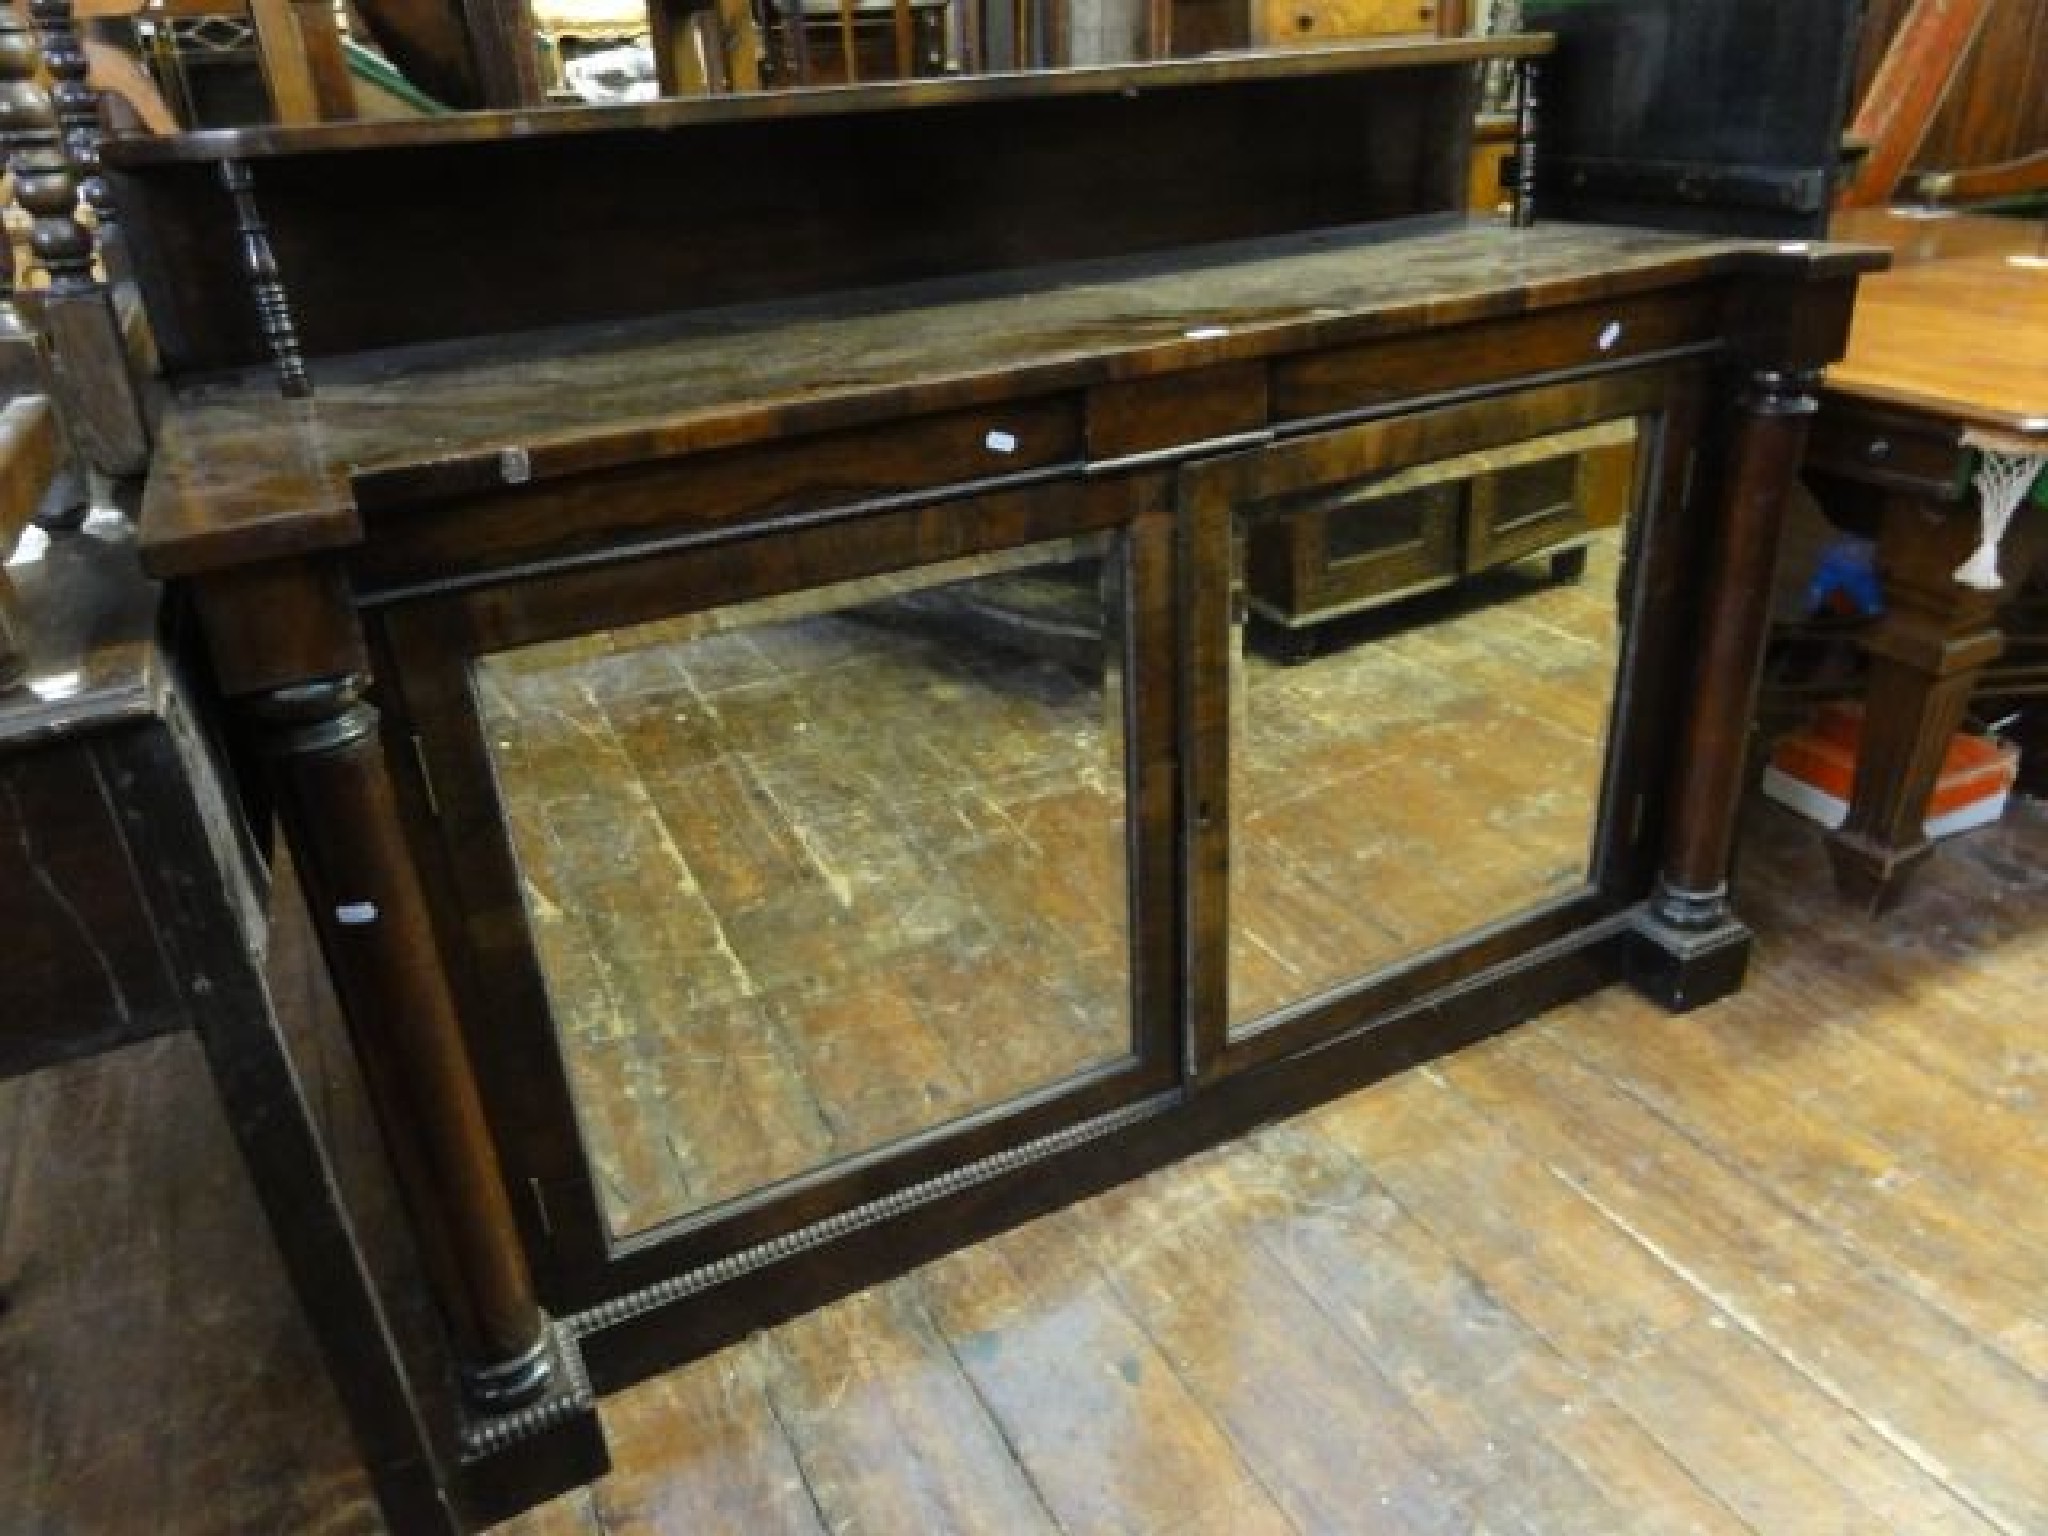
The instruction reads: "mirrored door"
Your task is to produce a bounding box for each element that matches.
[1183,373,1678,1076]
[385,494,1180,1295]
[476,538,1138,1238]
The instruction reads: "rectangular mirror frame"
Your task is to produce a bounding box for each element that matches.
[374,475,1184,1306]
[1181,362,1714,1080]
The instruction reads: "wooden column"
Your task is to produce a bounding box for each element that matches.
[1630,365,1820,1010]
[251,674,556,1408]
[195,550,607,1514]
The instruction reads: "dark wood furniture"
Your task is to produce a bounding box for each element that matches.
[0,425,459,1532]
[1803,207,2047,911]
[1522,0,1867,238]
[104,41,1878,1521]
[1242,418,1634,656]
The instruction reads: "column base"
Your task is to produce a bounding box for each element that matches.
[1625,903,1753,1013]
[457,1318,610,1526]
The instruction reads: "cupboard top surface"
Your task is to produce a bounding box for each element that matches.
[138,219,1880,579]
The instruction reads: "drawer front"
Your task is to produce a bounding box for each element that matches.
[1256,0,1440,44]
[355,394,1087,594]
[1272,289,1723,424]
[1805,401,1970,500]
[1088,361,1269,462]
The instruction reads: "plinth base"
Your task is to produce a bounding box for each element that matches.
[1625,905,1753,1013]
[457,1320,609,1527]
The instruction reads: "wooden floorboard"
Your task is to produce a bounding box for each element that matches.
[0,1038,385,1536]
[8,742,2048,1533]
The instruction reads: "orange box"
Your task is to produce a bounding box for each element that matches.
[1762,702,2018,836]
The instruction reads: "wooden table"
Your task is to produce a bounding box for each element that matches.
[1804,208,2048,911]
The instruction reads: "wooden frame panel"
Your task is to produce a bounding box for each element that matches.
[1180,363,1703,1081]
[375,471,1181,1307]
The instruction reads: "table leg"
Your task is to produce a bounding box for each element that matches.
[1825,494,2003,912]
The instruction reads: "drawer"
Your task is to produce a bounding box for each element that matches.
[1087,361,1269,462]
[1242,416,1641,628]
[1467,451,1585,571]
[1805,402,1970,500]
[1245,478,1461,627]
[354,393,1087,593]
[1272,289,1723,423]
[1255,0,1440,45]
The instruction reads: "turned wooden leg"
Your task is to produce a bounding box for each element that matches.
[252,676,552,1406]
[254,674,610,1518]
[1632,368,1820,1010]
[1825,497,2003,913]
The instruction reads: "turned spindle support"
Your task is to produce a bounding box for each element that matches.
[220,158,312,399]
[1510,55,1540,228]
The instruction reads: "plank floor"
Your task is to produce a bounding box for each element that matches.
[8,709,2048,1532]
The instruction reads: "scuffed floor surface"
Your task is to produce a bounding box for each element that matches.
[494,796,2048,1536]
[5,796,2047,1534]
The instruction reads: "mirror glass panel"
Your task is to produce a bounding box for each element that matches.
[475,535,1132,1236]
[1228,417,1643,1031]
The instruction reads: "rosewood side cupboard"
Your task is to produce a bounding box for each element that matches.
[102,40,1882,1522]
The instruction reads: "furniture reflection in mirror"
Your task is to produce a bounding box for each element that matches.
[1207,411,1645,1047]
[471,537,1135,1239]
[1242,417,1636,656]
[109,42,1879,1520]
